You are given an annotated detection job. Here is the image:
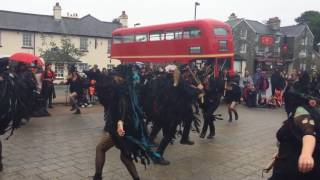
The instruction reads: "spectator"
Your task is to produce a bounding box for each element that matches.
[252,68,262,89]
[86,64,101,81]
[102,68,108,75]
[271,69,285,96]
[42,63,56,108]
[256,71,269,105]
[240,70,253,91]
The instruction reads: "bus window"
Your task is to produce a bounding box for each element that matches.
[123,35,135,43]
[219,40,228,51]
[135,34,148,42]
[165,31,175,40]
[183,27,201,39]
[113,35,122,44]
[214,27,228,36]
[174,30,183,39]
[149,31,164,41]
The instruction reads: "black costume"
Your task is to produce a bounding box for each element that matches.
[224,82,241,104]
[94,65,160,180]
[270,72,320,180]
[225,81,241,122]
[148,72,201,163]
[0,61,36,171]
[67,72,83,114]
[200,75,224,138]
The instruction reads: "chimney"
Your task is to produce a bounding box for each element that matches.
[118,11,128,28]
[53,2,62,20]
[228,13,238,21]
[267,17,281,31]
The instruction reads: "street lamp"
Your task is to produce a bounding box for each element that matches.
[134,23,141,27]
[194,2,200,20]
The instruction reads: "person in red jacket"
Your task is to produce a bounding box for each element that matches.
[42,63,56,108]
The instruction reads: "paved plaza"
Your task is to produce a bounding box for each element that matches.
[0,104,287,180]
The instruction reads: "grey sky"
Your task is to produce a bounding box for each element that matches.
[1,0,319,27]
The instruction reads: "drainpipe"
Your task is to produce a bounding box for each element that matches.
[33,32,36,55]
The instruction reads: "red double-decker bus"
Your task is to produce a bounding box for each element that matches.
[111,19,234,75]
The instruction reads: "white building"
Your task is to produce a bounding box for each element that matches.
[0,3,128,80]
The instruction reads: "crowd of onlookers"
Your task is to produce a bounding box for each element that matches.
[237,67,320,108]
[40,62,320,116]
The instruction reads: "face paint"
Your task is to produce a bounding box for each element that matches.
[309,120,315,126]
[302,118,309,124]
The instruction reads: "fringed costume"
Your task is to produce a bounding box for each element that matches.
[93,65,160,180]
[0,61,36,171]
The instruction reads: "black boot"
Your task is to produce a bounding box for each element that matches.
[74,109,81,114]
[93,173,102,180]
[234,112,238,120]
[70,106,76,111]
[153,156,170,166]
[207,125,215,139]
[180,139,195,145]
[228,110,233,122]
[0,160,3,172]
[199,132,206,139]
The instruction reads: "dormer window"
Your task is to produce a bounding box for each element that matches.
[240,29,247,39]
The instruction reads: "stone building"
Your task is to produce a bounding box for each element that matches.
[280,24,318,71]
[227,15,282,74]
[227,13,318,74]
[0,3,127,80]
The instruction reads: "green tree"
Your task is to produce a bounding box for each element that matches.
[39,38,85,64]
[296,11,320,50]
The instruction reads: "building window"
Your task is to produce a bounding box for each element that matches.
[80,37,88,51]
[94,39,98,49]
[300,63,306,71]
[255,35,259,42]
[255,46,259,53]
[240,29,247,39]
[107,64,115,69]
[54,63,64,78]
[274,45,280,53]
[301,37,308,46]
[299,49,307,58]
[240,43,247,53]
[219,40,228,51]
[78,63,89,72]
[135,34,148,42]
[275,36,281,43]
[22,32,33,47]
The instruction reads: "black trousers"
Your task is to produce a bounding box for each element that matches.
[156,120,178,156]
[201,97,220,135]
[43,85,54,107]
